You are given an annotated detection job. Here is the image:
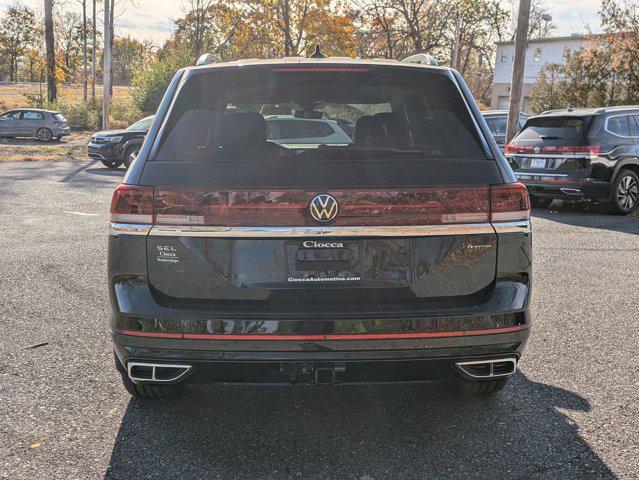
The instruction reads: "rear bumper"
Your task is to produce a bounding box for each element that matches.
[516,175,611,201]
[111,279,531,384]
[113,328,528,385]
[54,127,71,136]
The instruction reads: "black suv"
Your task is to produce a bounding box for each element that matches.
[507,107,639,213]
[108,58,532,398]
[88,116,154,169]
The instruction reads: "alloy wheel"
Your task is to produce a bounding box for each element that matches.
[616,174,638,211]
[37,128,52,142]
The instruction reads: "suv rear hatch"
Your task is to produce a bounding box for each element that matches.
[113,65,528,313]
[506,115,598,189]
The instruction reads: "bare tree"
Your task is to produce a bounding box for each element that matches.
[82,0,88,102]
[103,0,111,128]
[109,0,114,96]
[44,0,57,102]
[92,0,96,102]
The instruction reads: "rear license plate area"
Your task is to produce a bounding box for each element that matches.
[286,241,361,277]
[530,158,547,169]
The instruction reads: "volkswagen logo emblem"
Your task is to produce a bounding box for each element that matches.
[534,146,541,154]
[309,194,339,223]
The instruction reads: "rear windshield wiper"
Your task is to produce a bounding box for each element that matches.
[539,135,562,140]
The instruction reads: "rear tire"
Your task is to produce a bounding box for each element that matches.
[120,373,185,399]
[101,159,122,169]
[609,169,639,214]
[36,128,53,142]
[530,196,553,208]
[459,378,509,394]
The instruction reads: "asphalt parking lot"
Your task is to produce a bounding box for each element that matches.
[1,160,638,480]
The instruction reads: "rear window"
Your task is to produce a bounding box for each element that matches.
[517,116,586,142]
[153,66,487,164]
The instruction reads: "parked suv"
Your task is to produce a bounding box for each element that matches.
[482,110,529,150]
[108,58,532,398]
[507,107,639,213]
[88,115,154,169]
[0,108,70,141]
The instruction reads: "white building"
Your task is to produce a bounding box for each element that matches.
[491,34,601,112]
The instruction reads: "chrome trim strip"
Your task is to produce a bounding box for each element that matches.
[516,173,569,178]
[109,222,152,236]
[509,153,577,159]
[148,223,496,238]
[492,220,531,234]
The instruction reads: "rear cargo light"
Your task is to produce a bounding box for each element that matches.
[153,187,492,226]
[110,185,154,224]
[490,183,530,222]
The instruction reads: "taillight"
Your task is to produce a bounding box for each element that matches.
[505,144,525,155]
[505,144,601,159]
[153,188,492,226]
[110,185,153,223]
[490,183,530,222]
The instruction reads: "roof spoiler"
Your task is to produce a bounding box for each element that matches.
[196,53,222,66]
[401,53,438,66]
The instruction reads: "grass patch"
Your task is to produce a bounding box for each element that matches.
[0,83,132,111]
[0,133,91,162]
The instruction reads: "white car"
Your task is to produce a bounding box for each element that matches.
[265,115,352,146]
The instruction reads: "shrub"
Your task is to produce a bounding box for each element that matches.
[61,101,102,130]
[110,97,143,129]
[132,50,190,113]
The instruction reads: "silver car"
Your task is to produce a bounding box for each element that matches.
[265,115,352,146]
[0,108,71,142]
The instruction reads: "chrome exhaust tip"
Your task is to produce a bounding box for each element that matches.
[127,362,192,383]
[455,357,517,379]
[560,187,582,196]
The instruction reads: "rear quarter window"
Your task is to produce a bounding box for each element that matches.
[605,114,639,138]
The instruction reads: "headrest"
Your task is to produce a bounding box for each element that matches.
[213,111,266,149]
[354,113,410,147]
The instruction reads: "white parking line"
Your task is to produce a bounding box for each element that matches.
[64,211,100,216]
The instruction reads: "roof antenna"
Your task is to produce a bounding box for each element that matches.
[310,44,325,59]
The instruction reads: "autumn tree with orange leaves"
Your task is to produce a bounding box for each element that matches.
[531,0,639,112]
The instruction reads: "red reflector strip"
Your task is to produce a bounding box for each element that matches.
[112,324,528,341]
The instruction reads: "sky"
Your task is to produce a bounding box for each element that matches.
[2,0,603,47]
